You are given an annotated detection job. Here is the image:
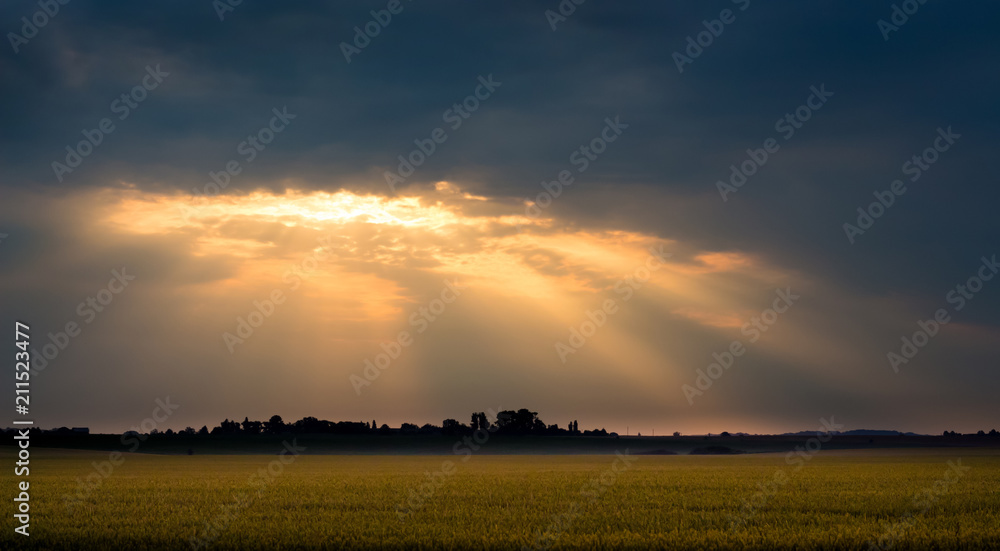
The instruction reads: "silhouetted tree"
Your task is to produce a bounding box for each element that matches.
[214,419,240,434]
[242,417,262,435]
[265,415,284,434]
[495,409,545,434]
[419,423,441,435]
[198,426,209,436]
[442,419,463,436]
[294,416,327,433]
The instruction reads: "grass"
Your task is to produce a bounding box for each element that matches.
[2,447,999,549]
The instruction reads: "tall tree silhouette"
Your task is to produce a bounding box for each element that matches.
[265,415,284,434]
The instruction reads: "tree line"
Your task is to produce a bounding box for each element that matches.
[125,408,611,438]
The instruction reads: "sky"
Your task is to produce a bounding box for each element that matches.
[1,1,998,435]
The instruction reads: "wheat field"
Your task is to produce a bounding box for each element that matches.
[2,447,999,550]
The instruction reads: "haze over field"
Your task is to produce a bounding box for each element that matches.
[1,1,999,436]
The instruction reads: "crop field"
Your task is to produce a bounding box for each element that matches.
[2,447,999,550]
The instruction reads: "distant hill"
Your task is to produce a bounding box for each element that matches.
[782,429,924,436]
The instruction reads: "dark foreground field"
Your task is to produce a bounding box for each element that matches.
[2,447,999,550]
